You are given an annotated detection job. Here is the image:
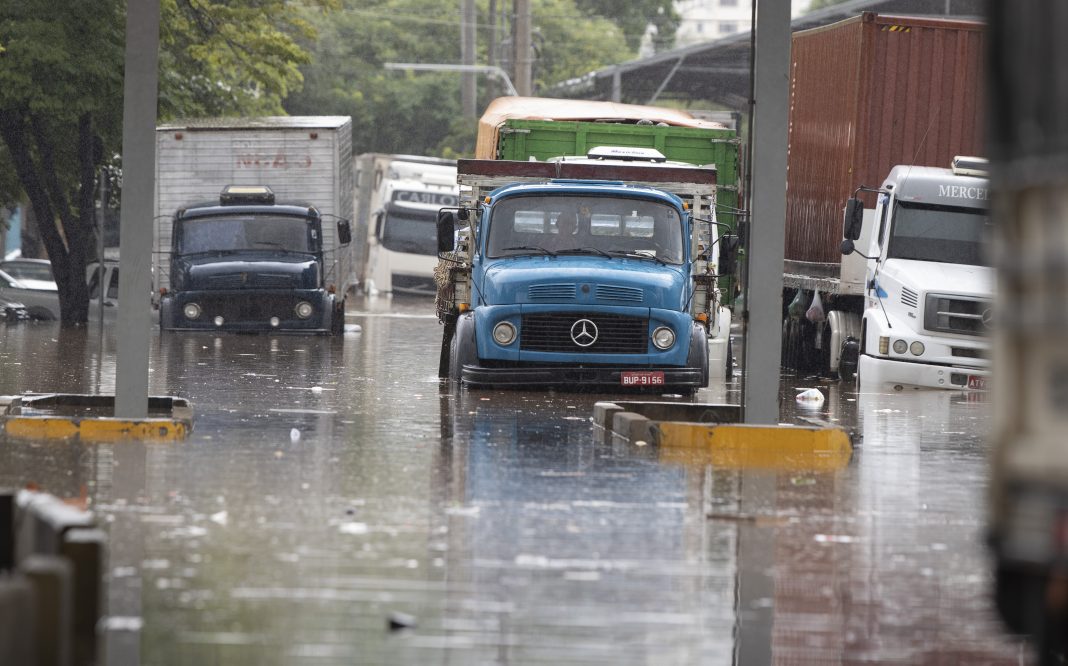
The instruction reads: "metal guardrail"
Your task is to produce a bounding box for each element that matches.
[1,489,105,665]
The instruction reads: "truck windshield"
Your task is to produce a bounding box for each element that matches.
[380,204,438,256]
[177,215,316,255]
[887,202,991,266]
[486,195,684,264]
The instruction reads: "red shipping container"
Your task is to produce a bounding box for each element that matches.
[785,13,985,266]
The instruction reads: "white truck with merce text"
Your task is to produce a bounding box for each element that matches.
[836,157,993,390]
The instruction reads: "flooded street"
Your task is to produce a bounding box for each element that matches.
[0,297,1029,665]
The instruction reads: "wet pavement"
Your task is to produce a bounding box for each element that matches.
[0,296,1031,665]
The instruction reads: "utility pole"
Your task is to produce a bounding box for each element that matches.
[461,0,477,117]
[514,0,532,96]
[115,0,160,418]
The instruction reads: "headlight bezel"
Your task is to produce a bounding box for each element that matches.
[651,326,676,350]
[493,321,517,346]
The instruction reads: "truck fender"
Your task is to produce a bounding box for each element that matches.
[686,322,709,388]
[827,310,862,374]
[449,313,477,384]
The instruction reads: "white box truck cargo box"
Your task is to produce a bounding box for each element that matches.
[154,117,354,295]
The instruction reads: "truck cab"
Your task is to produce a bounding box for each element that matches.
[437,156,731,392]
[847,157,992,389]
[159,185,351,335]
[365,160,458,295]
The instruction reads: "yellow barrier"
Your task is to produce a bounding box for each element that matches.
[656,422,852,471]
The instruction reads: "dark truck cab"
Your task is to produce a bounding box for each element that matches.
[159,185,351,335]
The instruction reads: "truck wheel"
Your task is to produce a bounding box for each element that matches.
[438,314,457,378]
[331,298,346,337]
[725,335,734,379]
[838,336,859,383]
[448,313,476,386]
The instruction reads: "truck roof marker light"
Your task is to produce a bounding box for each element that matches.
[695,313,709,323]
[458,303,470,313]
[484,196,492,204]
[327,285,336,294]
[220,184,275,206]
[159,287,168,296]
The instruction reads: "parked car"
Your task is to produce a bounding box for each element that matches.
[0,267,60,320]
[0,258,57,291]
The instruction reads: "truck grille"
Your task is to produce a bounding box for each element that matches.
[924,294,992,337]
[520,313,648,353]
[207,273,298,290]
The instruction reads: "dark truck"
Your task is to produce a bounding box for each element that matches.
[159,185,352,335]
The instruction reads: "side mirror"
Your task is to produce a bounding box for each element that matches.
[843,198,864,241]
[336,219,352,246]
[840,238,855,256]
[718,234,739,277]
[437,210,457,253]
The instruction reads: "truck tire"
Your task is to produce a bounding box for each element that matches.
[725,335,734,380]
[448,313,476,386]
[438,314,457,378]
[331,298,346,337]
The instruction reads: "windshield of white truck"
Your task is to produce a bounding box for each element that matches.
[887,202,990,266]
[379,205,438,256]
[177,215,316,255]
[486,195,684,264]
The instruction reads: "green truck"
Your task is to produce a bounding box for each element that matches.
[475,96,742,300]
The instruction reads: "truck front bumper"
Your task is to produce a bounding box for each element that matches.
[459,363,705,389]
[858,354,989,390]
[161,290,335,333]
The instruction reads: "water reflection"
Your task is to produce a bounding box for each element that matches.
[0,310,1028,665]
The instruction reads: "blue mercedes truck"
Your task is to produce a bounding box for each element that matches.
[435,153,734,392]
[159,185,352,335]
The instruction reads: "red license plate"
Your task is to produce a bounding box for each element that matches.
[967,375,987,390]
[621,371,665,386]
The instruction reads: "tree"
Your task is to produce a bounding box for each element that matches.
[806,0,852,11]
[574,0,679,52]
[285,0,632,156]
[0,0,332,324]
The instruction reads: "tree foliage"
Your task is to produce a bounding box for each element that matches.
[0,0,330,323]
[806,0,852,11]
[285,0,633,157]
[573,0,679,52]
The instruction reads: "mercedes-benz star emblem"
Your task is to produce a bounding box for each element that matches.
[982,308,994,329]
[570,318,599,347]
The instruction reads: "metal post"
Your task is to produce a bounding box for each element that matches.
[514,0,532,96]
[743,0,791,424]
[114,0,160,418]
[461,0,477,117]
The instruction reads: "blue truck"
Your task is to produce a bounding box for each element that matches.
[435,152,734,392]
[159,185,352,335]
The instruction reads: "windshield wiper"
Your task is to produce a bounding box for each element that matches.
[608,249,668,265]
[556,247,612,258]
[502,245,557,257]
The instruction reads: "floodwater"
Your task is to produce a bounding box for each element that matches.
[0,297,1030,665]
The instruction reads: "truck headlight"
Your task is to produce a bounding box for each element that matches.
[295,301,314,319]
[910,341,925,356]
[493,321,516,345]
[652,326,675,350]
[893,339,908,354]
[183,303,201,320]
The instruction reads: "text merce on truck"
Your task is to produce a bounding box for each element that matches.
[159,185,352,335]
